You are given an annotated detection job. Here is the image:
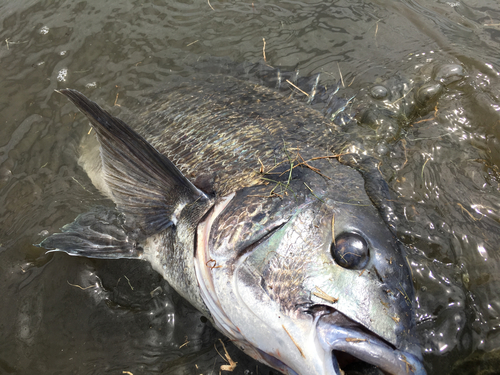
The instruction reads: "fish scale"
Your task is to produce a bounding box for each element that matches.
[135,75,351,197]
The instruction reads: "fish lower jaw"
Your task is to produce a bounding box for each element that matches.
[316,310,426,375]
[330,349,424,375]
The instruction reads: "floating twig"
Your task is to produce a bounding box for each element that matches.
[398,282,411,306]
[286,79,309,97]
[124,275,134,290]
[179,341,189,349]
[400,354,416,374]
[262,38,266,62]
[72,176,88,191]
[421,157,430,182]
[331,214,335,245]
[400,139,408,169]
[67,280,95,290]
[391,315,400,323]
[304,182,324,203]
[337,62,345,88]
[379,299,389,309]
[282,325,305,358]
[216,339,237,372]
[457,203,480,221]
[5,38,27,50]
[346,338,367,343]
[312,286,338,304]
[206,258,222,269]
[114,92,120,106]
[258,157,265,174]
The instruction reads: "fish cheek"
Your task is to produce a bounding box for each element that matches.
[261,249,312,315]
[241,212,321,316]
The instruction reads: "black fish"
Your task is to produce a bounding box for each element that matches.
[40,73,425,375]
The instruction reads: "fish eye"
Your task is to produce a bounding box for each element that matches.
[330,233,369,269]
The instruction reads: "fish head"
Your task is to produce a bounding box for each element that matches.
[196,161,425,375]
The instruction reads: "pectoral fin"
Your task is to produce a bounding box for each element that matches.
[58,89,210,235]
[38,207,144,259]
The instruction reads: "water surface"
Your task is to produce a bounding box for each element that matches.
[1,0,500,374]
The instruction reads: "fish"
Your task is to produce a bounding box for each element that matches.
[39,72,426,375]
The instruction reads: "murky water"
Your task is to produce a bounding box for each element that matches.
[1,0,500,374]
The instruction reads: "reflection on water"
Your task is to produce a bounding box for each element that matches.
[1,0,500,374]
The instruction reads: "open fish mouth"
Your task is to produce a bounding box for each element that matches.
[315,309,426,375]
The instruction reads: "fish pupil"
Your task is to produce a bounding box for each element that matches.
[330,233,369,269]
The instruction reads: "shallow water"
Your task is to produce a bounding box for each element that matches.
[1,0,500,374]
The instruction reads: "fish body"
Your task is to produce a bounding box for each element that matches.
[41,72,425,374]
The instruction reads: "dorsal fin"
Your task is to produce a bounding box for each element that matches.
[58,89,209,235]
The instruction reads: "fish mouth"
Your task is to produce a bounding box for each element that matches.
[315,308,426,375]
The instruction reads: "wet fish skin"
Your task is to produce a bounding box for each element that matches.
[40,74,425,375]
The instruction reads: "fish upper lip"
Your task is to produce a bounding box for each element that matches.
[315,309,426,375]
